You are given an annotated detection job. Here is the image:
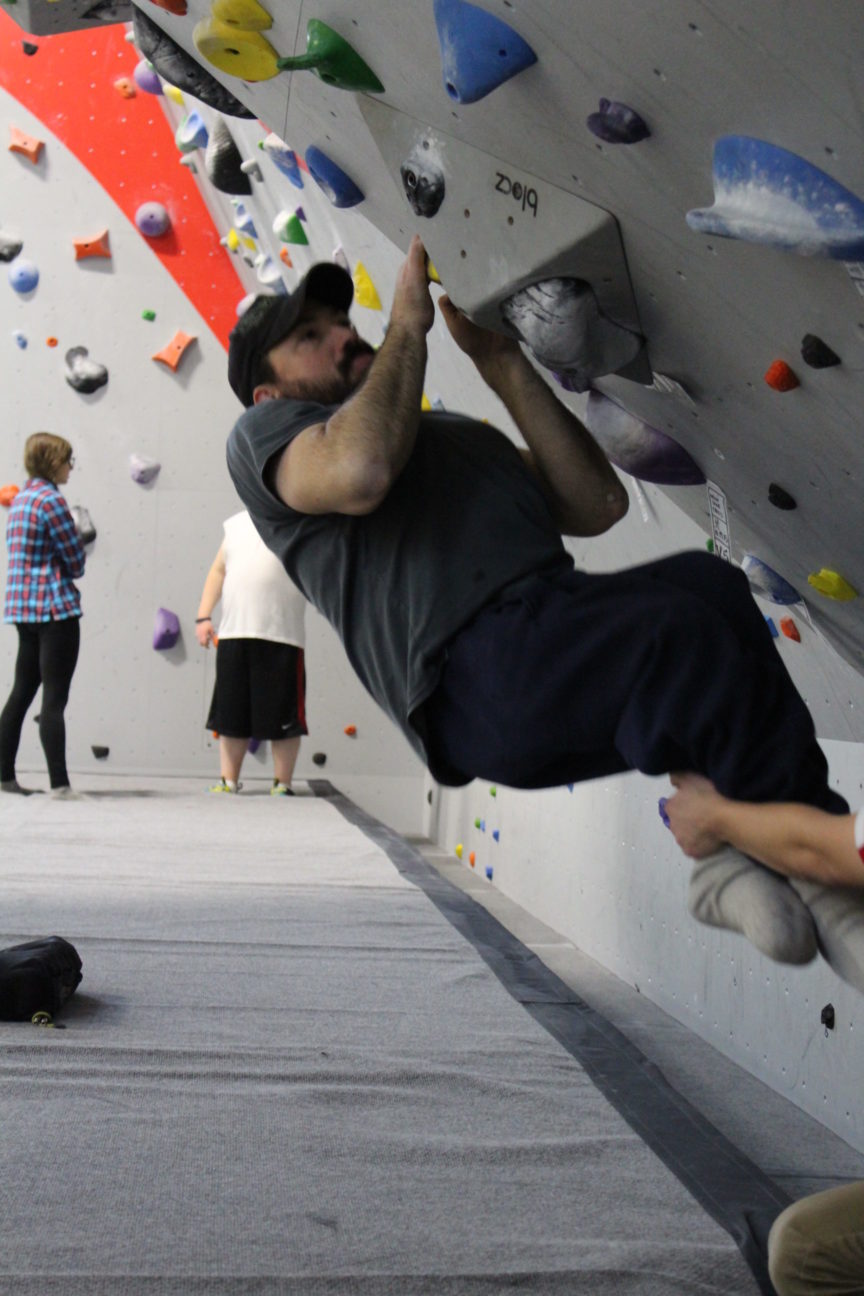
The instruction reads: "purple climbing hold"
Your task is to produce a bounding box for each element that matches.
[658,797,670,829]
[433,0,537,104]
[247,738,261,754]
[129,454,161,485]
[584,391,705,485]
[153,607,180,650]
[135,202,171,238]
[587,99,650,145]
[133,59,163,95]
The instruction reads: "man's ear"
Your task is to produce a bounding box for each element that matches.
[252,386,278,405]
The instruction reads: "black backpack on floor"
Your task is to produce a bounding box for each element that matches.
[0,936,83,1022]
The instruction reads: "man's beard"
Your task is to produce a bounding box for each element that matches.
[279,340,376,406]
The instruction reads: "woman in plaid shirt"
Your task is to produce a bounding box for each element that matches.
[0,432,86,797]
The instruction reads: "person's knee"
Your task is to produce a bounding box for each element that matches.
[768,1205,811,1295]
[768,1185,864,1295]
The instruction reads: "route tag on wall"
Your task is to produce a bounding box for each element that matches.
[706,481,731,561]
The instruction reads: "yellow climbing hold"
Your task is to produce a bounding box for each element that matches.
[455,844,463,859]
[163,83,185,106]
[193,16,280,82]
[240,234,257,251]
[211,0,272,30]
[807,569,858,601]
[426,258,442,285]
[353,262,382,310]
[421,392,432,411]
[225,228,240,251]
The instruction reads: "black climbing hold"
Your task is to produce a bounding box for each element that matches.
[587,99,651,145]
[91,745,110,759]
[400,141,445,218]
[21,41,38,56]
[132,7,255,118]
[312,752,327,766]
[0,232,23,262]
[768,483,797,510]
[205,117,252,196]
[800,334,841,369]
[820,1003,835,1030]
[65,346,108,395]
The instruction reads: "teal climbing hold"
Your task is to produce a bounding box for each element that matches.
[433,0,537,104]
[686,136,864,259]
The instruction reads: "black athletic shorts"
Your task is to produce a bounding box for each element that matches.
[206,638,307,740]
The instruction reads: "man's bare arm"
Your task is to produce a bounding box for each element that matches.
[274,237,434,516]
[438,296,628,536]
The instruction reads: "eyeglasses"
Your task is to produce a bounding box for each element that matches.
[66,455,75,468]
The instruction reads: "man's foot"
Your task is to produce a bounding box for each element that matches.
[50,785,88,801]
[270,781,295,796]
[789,878,864,995]
[688,846,818,964]
[1,779,39,795]
[208,778,241,794]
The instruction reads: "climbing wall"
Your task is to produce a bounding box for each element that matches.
[3,0,864,1141]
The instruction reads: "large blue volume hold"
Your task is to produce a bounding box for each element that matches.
[305,146,365,208]
[433,0,537,104]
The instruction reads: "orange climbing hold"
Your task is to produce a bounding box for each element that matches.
[469,851,476,866]
[148,0,188,12]
[344,724,357,736]
[114,77,137,99]
[45,337,58,347]
[74,230,111,261]
[780,617,800,642]
[152,330,197,371]
[0,484,20,507]
[764,360,800,392]
[8,125,44,163]
[279,248,293,267]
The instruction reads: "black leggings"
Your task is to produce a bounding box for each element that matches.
[0,618,80,788]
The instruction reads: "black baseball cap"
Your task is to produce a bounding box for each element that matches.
[227,262,354,406]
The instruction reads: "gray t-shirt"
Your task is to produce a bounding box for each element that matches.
[227,399,572,780]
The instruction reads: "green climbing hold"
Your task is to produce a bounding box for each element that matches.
[142,309,156,321]
[276,20,384,93]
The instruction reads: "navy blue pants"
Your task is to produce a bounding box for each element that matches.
[0,617,80,788]
[424,552,847,813]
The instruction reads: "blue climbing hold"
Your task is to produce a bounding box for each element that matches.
[658,797,670,829]
[8,258,38,293]
[584,392,705,485]
[261,134,304,188]
[741,554,801,606]
[12,330,26,348]
[485,866,494,881]
[304,146,364,208]
[233,203,258,238]
[686,136,864,259]
[587,99,650,145]
[433,0,537,104]
[765,616,779,638]
[175,111,208,153]
[492,829,500,842]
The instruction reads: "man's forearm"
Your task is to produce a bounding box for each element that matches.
[713,800,862,886]
[478,351,628,536]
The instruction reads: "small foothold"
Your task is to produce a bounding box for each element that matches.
[114,76,136,98]
[658,797,670,828]
[344,724,357,736]
[8,258,39,293]
[455,844,463,859]
[765,615,779,638]
[240,158,263,182]
[261,134,304,187]
[295,206,306,222]
[800,334,841,369]
[485,866,493,881]
[587,98,651,145]
[205,117,253,195]
[279,248,293,267]
[273,210,308,245]
[176,111,209,153]
[135,202,171,238]
[468,851,476,866]
[233,203,257,237]
[768,483,797,510]
[311,751,327,766]
[353,262,382,310]
[141,309,156,321]
[0,231,23,262]
[247,737,261,754]
[129,454,160,484]
[820,1003,835,1031]
[152,330,197,371]
[153,607,180,650]
[421,393,432,412]
[489,786,497,797]
[133,60,163,95]
[163,84,185,106]
[180,156,198,174]
[73,230,111,261]
[433,0,537,104]
[148,0,187,13]
[764,359,799,391]
[0,484,20,507]
[807,568,858,601]
[193,15,280,82]
[305,146,364,208]
[91,745,110,759]
[275,19,384,93]
[21,41,38,55]
[741,554,801,605]
[255,255,284,287]
[12,330,26,349]
[65,346,108,394]
[333,245,350,272]
[492,830,500,842]
[780,617,800,642]
[8,125,44,163]
[427,259,442,284]
[46,337,58,348]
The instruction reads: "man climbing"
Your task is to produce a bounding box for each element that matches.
[225,234,862,992]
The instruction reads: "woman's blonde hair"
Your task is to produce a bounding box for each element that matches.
[24,432,73,482]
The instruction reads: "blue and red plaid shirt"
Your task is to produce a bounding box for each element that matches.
[4,477,85,622]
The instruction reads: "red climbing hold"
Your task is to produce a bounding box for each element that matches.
[780,617,800,642]
[764,360,800,392]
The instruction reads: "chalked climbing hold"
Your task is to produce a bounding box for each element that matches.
[255,255,284,287]
[273,210,308,245]
[152,330,196,371]
[276,19,384,93]
[73,230,111,261]
[801,334,841,368]
[129,453,161,484]
[741,554,801,605]
[768,483,796,510]
[8,259,39,293]
[132,6,255,116]
[240,158,262,182]
[587,98,650,144]
[70,504,96,545]
[153,607,180,649]
[686,136,864,259]
[193,15,280,81]
[401,138,446,217]
[584,392,705,484]
[333,245,350,272]
[64,346,108,394]
[0,232,23,262]
[176,111,208,153]
[205,117,252,195]
[353,263,382,309]
[500,278,642,390]
[233,203,257,237]
[764,359,799,391]
[133,59,163,94]
[807,569,857,601]
[433,0,537,104]
[305,146,364,208]
[135,202,171,237]
[8,125,43,163]
[260,134,304,187]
